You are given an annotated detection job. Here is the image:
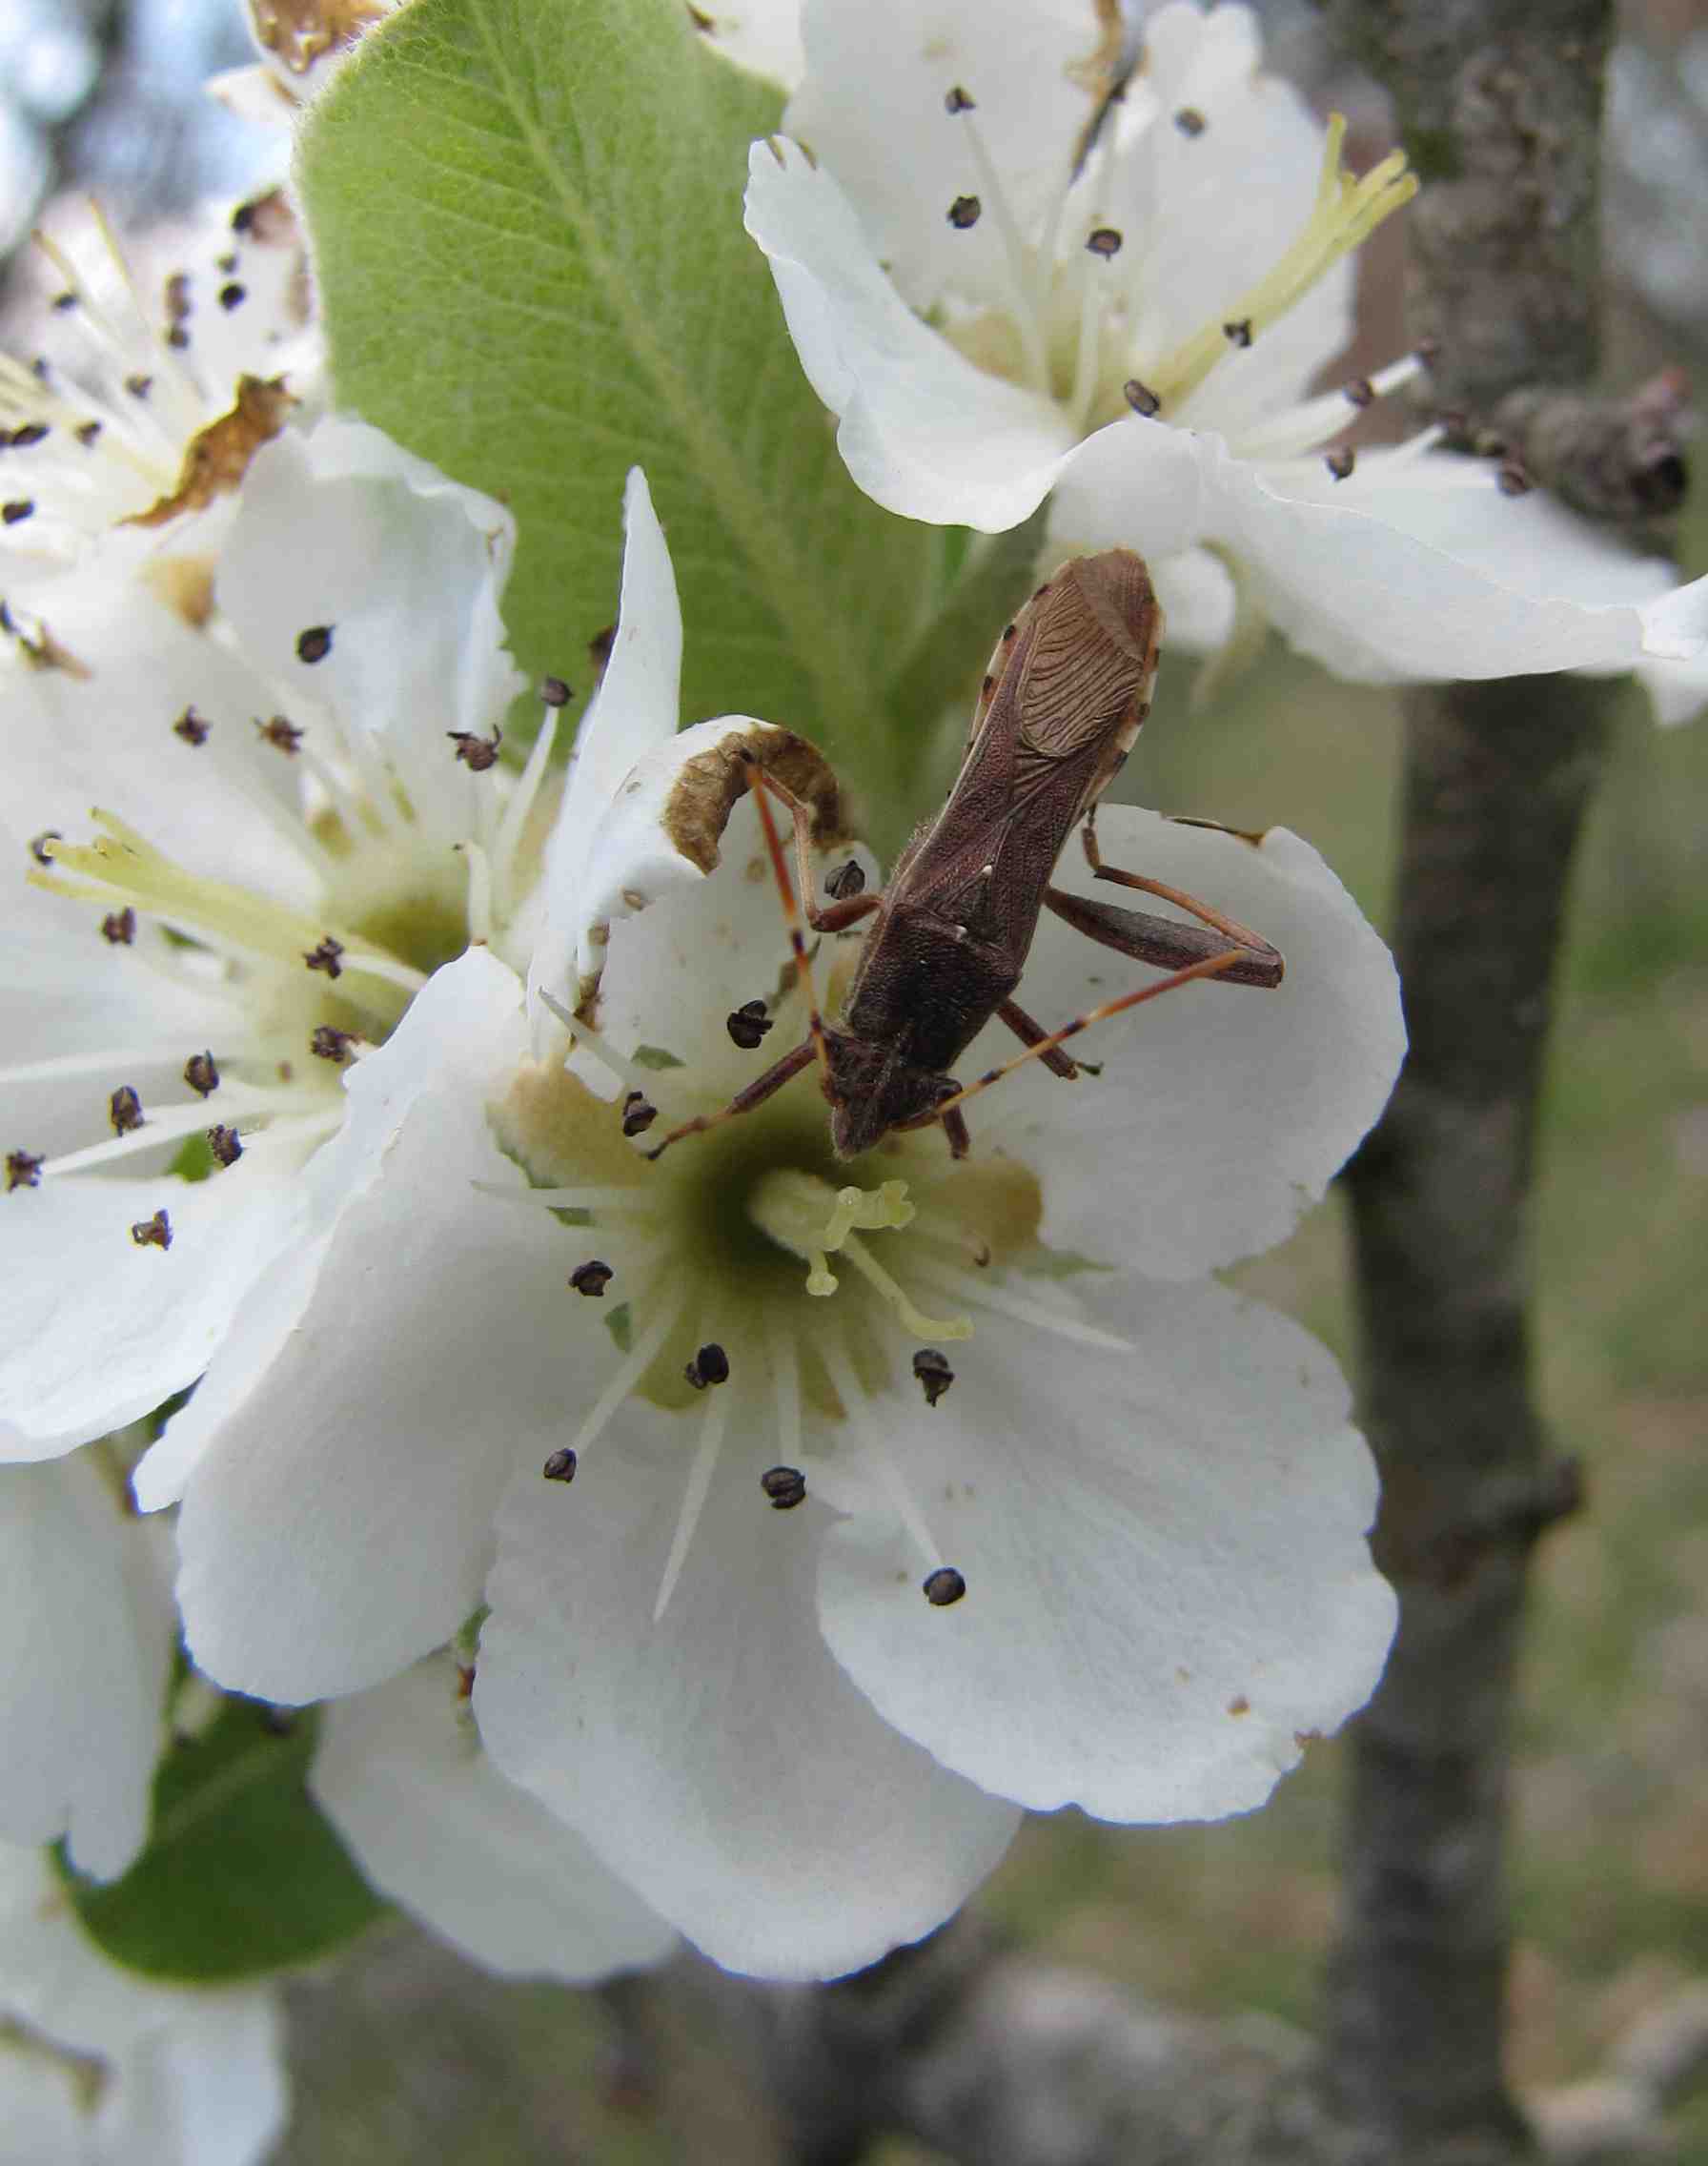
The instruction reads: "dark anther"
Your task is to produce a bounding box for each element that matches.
[256,715,303,754]
[684,1341,731,1391]
[945,84,976,113]
[1496,461,1533,498]
[110,1086,144,1135]
[2,501,34,525]
[761,1465,807,1511]
[1324,445,1356,481]
[125,373,152,399]
[824,859,866,901]
[448,728,501,770]
[540,674,572,707]
[167,324,190,350]
[173,705,211,746]
[588,623,616,674]
[1342,375,1375,408]
[1123,378,1161,418]
[28,831,60,867]
[75,419,102,447]
[912,1346,955,1407]
[5,1150,44,1191]
[542,1446,579,1482]
[295,624,334,664]
[1222,318,1253,349]
[311,1025,356,1063]
[184,1051,220,1097]
[570,1259,614,1298]
[1085,226,1123,258]
[923,1565,967,1606]
[947,194,982,230]
[131,1209,172,1250]
[8,421,47,448]
[208,1124,243,1167]
[217,281,247,312]
[232,200,255,234]
[1173,105,1207,135]
[304,936,345,978]
[620,1092,658,1137]
[726,998,774,1051]
[51,290,77,312]
[102,908,136,946]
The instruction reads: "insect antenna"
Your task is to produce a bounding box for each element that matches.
[742,753,837,1094]
[926,947,1246,1123]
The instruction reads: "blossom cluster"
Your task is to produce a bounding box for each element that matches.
[2,0,1704,2155]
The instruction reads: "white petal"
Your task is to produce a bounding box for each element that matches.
[0,1126,311,1461]
[477,1428,1021,1980]
[818,1273,1395,1819]
[696,1,805,89]
[582,775,873,1092]
[0,1458,173,1878]
[1045,414,1215,563]
[786,0,1104,314]
[1637,642,1708,727]
[1119,5,1349,413]
[313,1660,676,1982]
[529,467,683,1021]
[172,950,600,1701]
[215,418,527,838]
[94,1992,286,2166]
[1148,543,1236,652]
[744,137,1077,529]
[0,1846,285,2158]
[980,806,1402,1277]
[1639,571,1708,660]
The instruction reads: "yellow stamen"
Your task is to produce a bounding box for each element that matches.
[748,1170,972,1338]
[31,811,425,994]
[1144,115,1417,416]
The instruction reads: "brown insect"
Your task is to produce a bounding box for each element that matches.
[648,549,1282,1162]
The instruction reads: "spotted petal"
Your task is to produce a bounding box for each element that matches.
[817,1272,1394,1819]
[477,1429,1021,1981]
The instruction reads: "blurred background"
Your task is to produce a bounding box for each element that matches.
[3,0,1705,2157]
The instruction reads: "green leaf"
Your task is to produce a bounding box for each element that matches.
[53,1699,387,1984]
[298,0,941,804]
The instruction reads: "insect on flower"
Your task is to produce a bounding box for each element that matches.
[647,549,1284,1163]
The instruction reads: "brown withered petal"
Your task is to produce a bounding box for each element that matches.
[121,375,295,530]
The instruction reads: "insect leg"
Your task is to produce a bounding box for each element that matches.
[996,996,1082,1078]
[644,1036,818,1160]
[927,948,1248,1121]
[1078,809,1284,979]
[742,756,841,1093]
[1043,888,1284,988]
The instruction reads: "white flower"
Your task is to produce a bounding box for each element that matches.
[131,466,1403,1980]
[1,414,535,1461]
[0,1842,284,2166]
[743,0,1708,717]
[0,189,315,607]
